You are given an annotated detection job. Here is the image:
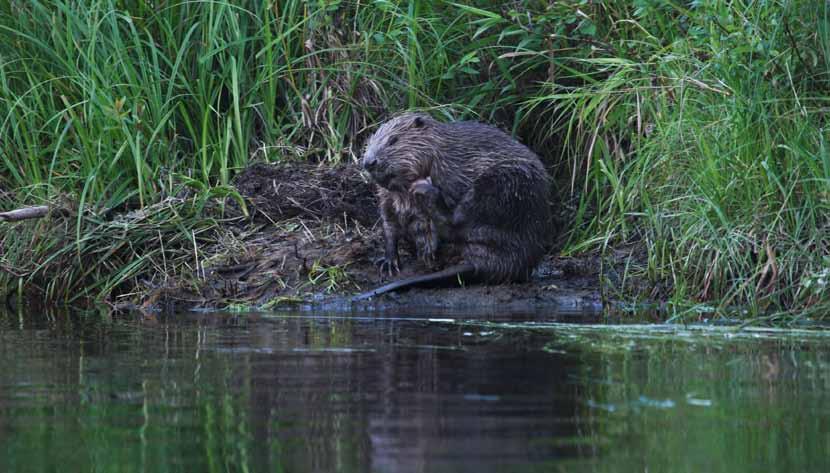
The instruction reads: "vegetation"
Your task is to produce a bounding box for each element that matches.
[0,0,827,319]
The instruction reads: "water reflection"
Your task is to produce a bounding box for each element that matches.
[0,309,828,472]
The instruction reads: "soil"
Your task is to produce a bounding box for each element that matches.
[135,162,614,313]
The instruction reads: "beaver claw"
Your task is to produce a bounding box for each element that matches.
[375,256,400,277]
[415,234,437,265]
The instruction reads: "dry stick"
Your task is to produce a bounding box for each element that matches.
[0,206,49,222]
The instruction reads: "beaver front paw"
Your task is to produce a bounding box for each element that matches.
[409,177,440,209]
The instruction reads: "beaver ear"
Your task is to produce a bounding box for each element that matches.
[412,116,425,128]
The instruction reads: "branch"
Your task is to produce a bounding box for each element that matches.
[0,205,50,222]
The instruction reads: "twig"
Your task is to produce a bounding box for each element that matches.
[0,206,49,222]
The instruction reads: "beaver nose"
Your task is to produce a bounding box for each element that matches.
[363,155,378,170]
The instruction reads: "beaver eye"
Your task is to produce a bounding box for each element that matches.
[388,136,398,146]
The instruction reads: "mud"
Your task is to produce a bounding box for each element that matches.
[132,162,614,313]
[233,162,378,225]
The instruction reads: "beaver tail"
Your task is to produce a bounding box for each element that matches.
[351,264,476,302]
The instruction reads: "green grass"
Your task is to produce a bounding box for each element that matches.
[0,0,827,319]
[539,0,830,319]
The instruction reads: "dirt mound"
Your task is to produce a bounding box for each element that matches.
[120,162,608,313]
[233,162,378,226]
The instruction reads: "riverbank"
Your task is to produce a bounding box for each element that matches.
[1,1,827,320]
[2,162,611,313]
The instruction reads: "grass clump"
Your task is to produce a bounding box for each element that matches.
[531,0,829,318]
[0,192,232,306]
[0,0,827,319]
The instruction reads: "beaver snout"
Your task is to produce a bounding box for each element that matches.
[362,154,378,171]
[362,154,393,187]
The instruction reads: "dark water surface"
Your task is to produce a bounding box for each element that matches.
[1,308,829,473]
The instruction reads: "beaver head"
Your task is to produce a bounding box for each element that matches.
[362,113,438,192]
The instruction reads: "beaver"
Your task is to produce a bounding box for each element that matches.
[354,112,550,300]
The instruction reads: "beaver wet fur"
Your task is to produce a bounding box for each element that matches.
[357,112,550,297]
[406,176,450,266]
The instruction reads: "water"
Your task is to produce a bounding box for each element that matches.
[1,308,829,473]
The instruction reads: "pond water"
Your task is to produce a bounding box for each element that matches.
[1,308,829,472]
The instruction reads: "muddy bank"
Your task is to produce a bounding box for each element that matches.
[129,162,618,313]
